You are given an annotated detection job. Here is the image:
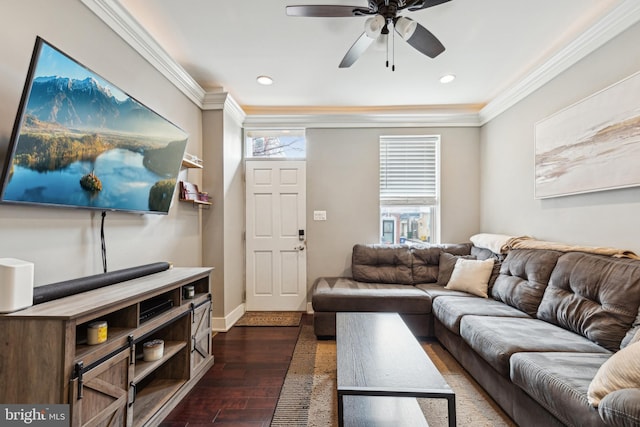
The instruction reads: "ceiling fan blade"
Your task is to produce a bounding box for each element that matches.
[339,33,374,68]
[286,5,371,17]
[406,0,452,12]
[400,22,445,58]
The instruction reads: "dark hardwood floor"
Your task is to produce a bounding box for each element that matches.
[160,315,309,426]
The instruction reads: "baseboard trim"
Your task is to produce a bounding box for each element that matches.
[212,303,245,332]
[306,302,314,314]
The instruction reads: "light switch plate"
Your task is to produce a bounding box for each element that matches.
[313,210,327,221]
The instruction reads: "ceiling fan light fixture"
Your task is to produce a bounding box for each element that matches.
[256,75,274,85]
[287,1,447,68]
[395,16,417,40]
[364,15,385,39]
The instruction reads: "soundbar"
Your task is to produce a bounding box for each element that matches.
[33,262,171,305]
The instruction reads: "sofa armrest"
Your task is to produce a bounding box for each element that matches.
[598,388,640,427]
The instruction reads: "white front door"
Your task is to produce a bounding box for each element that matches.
[245,160,307,311]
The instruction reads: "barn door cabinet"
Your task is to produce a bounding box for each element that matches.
[0,267,214,427]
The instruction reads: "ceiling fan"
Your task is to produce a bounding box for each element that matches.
[286,0,451,69]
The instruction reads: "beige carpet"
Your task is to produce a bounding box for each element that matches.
[235,311,303,327]
[273,324,517,426]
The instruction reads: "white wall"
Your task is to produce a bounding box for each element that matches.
[0,0,203,285]
[480,21,640,253]
[306,126,480,286]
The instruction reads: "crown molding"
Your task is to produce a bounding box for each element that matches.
[242,110,481,128]
[479,0,640,125]
[80,0,206,107]
[202,92,247,126]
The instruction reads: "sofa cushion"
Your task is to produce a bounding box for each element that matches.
[491,249,563,317]
[312,277,432,313]
[412,243,472,284]
[588,341,640,407]
[470,245,504,261]
[537,252,640,351]
[460,316,610,376]
[470,246,503,291]
[433,296,530,335]
[351,244,413,285]
[436,252,475,286]
[598,389,640,427]
[415,283,478,299]
[621,310,640,349]
[510,352,609,427]
[445,258,495,298]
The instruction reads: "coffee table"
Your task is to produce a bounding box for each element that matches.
[336,312,456,427]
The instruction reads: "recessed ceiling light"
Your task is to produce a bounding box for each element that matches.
[256,75,273,85]
[439,74,456,84]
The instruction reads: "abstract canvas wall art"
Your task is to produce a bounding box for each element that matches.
[535,71,640,199]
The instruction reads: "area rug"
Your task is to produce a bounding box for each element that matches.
[235,311,303,327]
[272,324,517,426]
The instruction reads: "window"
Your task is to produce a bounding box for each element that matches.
[379,135,440,244]
[244,129,306,159]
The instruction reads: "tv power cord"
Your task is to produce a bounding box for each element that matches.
[101,211,108,273]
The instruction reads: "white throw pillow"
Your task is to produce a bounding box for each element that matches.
[445,258,494,298]
[588,341,640,407]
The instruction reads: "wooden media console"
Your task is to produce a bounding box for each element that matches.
[0,267,214,427]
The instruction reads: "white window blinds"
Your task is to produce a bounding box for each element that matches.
[379,135,439,205]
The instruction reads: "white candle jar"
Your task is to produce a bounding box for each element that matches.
[143,339,164,361]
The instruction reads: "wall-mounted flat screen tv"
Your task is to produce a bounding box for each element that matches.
[0,37,188,214]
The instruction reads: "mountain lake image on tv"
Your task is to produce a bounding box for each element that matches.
[0,37,188,214]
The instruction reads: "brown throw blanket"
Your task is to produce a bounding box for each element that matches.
[505,237,640,260]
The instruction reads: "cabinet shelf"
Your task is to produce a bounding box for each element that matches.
[190,292,210,303]
[75,326,135,364]
[133,379,186,426]
[134,340,187,383]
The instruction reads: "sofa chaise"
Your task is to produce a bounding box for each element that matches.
[311,241,640,427]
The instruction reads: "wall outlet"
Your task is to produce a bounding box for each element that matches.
[313,210,327,221]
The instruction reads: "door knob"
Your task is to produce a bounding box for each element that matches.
[295,245,305,251]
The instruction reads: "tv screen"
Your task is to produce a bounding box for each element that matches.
[0,37,188,215]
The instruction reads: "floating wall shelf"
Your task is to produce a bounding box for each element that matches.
[182,153,203,169]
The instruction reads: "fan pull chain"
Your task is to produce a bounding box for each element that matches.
[386,30,389,68]
[392,26,396,71]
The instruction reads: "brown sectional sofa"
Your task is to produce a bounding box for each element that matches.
[312,243,481,337]
[311,243,640,427]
